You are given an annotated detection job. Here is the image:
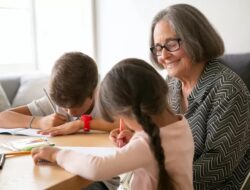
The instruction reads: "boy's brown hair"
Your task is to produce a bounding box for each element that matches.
[50,52,98,108]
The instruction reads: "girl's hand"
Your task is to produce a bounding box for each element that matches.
[31,146,60,164]
[109,128,133,147]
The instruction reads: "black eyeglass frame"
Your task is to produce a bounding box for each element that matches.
[150,38,181,56]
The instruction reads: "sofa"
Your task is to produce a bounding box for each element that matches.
[0,72,49,111]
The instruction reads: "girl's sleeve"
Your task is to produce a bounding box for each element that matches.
[56,135,154,180]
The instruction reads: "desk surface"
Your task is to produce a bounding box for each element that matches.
[0,132,113,190]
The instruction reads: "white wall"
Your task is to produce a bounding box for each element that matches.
[95,0,250,79]
[35,0,94,73]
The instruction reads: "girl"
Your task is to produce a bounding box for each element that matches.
[32,58,194,190]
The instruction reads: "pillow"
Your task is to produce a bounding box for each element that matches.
[12,74,50,107]
[0,84,11,111]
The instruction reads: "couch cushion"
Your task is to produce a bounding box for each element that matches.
[221,53,250,91]
[12,74,50,107]
[0,84,11,111]
[0,75,20,104]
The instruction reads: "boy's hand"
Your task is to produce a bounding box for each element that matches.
[109,128,133,147]
[37,113,68,130]
[38,120,82,136]
[31,146,60,164]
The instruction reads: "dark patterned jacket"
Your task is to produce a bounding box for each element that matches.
[167,59,250,190]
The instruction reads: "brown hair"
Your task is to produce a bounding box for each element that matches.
[150,4,224,69]
[97,58,174,189]
[50,52,98,108]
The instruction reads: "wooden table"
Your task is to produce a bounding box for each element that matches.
[0,132,113,190]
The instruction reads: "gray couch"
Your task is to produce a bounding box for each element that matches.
[0,73,49,111]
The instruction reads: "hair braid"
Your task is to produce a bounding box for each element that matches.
[132,105,174,190]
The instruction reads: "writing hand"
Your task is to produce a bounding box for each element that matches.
[37,113,68,130]
[38,120,82,136]
[109,128,133,147]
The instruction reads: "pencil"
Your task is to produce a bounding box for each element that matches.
[118,119,124,148]
[43,88,57,113]
[0,154,5,169]
[3,151,31,156]
[119,118,124,131]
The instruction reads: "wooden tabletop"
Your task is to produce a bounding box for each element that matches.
[0,132,113,190]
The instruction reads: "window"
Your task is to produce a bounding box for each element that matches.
[0,0,95,74]
[0,0,36,74]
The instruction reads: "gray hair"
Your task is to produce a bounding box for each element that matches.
[150,4,224,68]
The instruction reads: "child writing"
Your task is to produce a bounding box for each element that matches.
[31,58,194,190]
[0,52,117,135]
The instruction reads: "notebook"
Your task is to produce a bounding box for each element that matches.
[0,128,49,137]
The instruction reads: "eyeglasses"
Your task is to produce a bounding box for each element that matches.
[150,38,181,56]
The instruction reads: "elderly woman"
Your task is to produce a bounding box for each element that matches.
[149,3,250,190]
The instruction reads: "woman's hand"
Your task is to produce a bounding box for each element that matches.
[31,146,60,164]
[38,120,82,136]
[109,128,133,147]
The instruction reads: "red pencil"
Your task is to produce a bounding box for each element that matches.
[118,119,124,147]
[119,118,124,132]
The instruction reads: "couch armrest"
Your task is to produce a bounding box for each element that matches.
[0,75,21,104]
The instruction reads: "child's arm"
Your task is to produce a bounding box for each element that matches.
[32,135,152,181]
[0,106,33,128]
[0,105,67,129]
[38,118,118,136]
[90,118,119,132]
[0,105,68,130]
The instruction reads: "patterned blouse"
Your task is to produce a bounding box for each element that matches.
[167,59,250,190]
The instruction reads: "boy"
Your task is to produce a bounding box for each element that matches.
[0,52,117,135]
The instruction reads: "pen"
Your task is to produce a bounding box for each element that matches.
[43,88,57,113]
